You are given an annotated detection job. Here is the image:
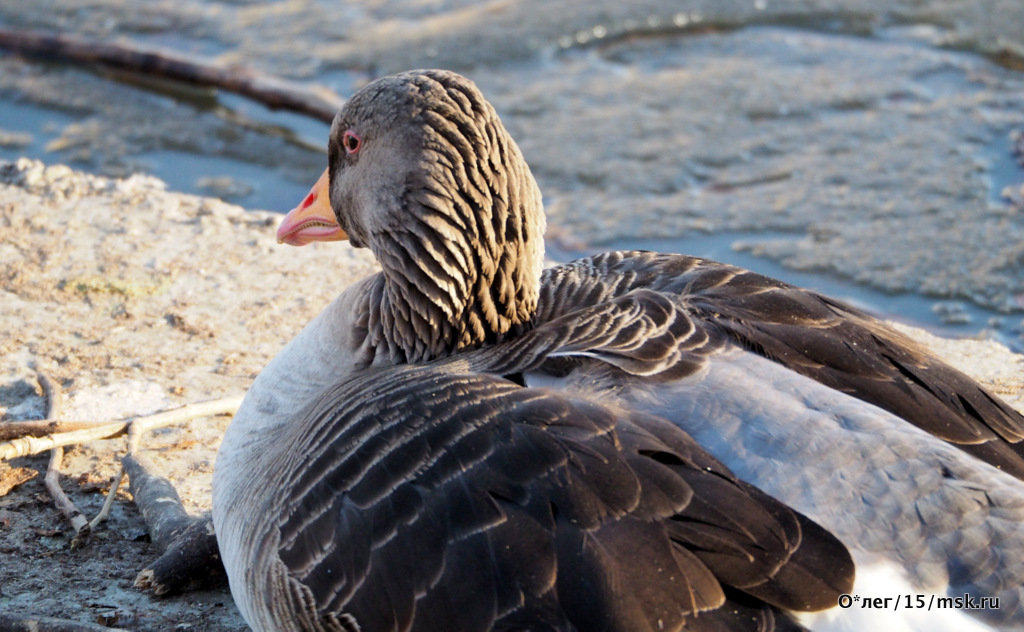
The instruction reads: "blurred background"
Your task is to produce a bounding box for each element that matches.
[1,0,1022,349]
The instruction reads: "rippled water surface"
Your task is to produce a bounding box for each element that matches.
[1,1,1022,348]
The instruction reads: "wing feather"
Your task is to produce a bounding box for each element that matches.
[269,366,849,630]
[535,251,1024,478]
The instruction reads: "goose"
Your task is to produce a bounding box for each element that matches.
[212,69,1024,631]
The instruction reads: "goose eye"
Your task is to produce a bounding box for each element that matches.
[342,129,362,155]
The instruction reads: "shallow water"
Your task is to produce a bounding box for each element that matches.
[0,1,1022,349]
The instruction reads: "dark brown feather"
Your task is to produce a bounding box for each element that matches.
[268,365,851,631]
[535,250,1024,479]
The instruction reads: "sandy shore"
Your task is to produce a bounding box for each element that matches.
[1,157,1022,629]
[0,158,377,630]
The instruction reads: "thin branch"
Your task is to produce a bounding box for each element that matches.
[0,419,130,442]
[0,396,244,462]
[88,463,126,530]
[129,394,242,441]
[1,424,129,462]
[35,369,90,541]
[45,446,90,543]
[0,27,344,122]
[37,369,63,419]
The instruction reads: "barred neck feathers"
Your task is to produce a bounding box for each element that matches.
[329,70,545,363]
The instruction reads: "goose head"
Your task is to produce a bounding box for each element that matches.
[279,69,546,362]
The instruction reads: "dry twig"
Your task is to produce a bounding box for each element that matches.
[0,396,244,462]
[0,418,134,441]
[44,446,90,544]
[33,370,92,542]
[88,463,126,530]
[1,382,240,552]
[36,370,62,419]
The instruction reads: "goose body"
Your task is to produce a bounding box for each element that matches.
[213,70,1024,631]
